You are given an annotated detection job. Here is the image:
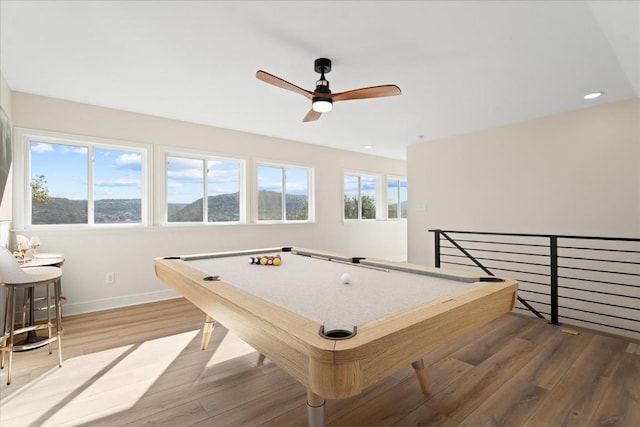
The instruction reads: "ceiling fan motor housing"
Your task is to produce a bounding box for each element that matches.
[312,58,333,111]
[314,58,332,74]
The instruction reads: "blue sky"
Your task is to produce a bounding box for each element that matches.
[31,141,142,200]
[167,156,241,204]
[257,166,308,196]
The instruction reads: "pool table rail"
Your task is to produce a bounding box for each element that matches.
[154,250,517,402]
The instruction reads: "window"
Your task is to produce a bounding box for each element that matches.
[257,164,311,222]
[28,137,146,226]
[387,178,407,219]
[344,173,378,220]
[166,155,243,223]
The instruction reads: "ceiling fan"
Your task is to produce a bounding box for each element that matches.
[256,58,401,122]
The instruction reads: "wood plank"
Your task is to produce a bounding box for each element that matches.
[459,377,547,426]
[589,352,640,426]
[427,337,536,422]
[449,314,531,366]
[515,324,592,389]
[523,334,627,426]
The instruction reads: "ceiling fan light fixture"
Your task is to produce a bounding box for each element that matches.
[312,97,333,113]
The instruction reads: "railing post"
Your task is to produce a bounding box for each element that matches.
[434,230,441,267]
[549,236,560,325]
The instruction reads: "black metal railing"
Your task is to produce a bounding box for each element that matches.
[429,229,640,339]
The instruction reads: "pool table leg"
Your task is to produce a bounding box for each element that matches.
[306,389,326,427]
[200,315,216,350]
[411,359,430,394]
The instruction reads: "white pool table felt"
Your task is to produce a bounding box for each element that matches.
[187,251,481,333]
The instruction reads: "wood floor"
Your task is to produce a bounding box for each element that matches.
[1,298,638,426]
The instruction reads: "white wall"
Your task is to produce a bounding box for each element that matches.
[408,98,640,266]
[407,98,640,339]
[10,92,407,315]
[0,73,12,225]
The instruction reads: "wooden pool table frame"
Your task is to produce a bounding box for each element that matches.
[154,247,518,426]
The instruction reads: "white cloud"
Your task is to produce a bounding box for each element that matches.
[94,179,141,188]
[115,153,142,169]
[30,143,54,153]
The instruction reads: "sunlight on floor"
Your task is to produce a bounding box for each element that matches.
[0,330,199,427]
[206,331,257,366]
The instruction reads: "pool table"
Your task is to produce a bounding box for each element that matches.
[154,247,518,426]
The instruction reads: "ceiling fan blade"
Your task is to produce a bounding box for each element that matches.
[303,109,321,122]
[332,85,401,102]
[256,70,313,100]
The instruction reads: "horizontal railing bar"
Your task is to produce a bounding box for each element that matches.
[559,315,640,334]
[439,261,551,278]
[558,306,639,323]
[559,245,640,254]
[439,238,550,249]
[439,245,550,258]
[558,275,639,288]
[559,285,640,300]
[558,255,640,265]
[442,251,640,272]
[442,253,551,268]
[558,265,640,277]
[441,260,640,289]
[430,229,640,242]
[558,296,640,312]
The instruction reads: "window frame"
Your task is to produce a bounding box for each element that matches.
[386,176,408,220]
[255,161,315,224]
[14,128,151,230]
[343,171,382,221]
[162,149,246,225]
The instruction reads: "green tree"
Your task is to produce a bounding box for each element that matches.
[31,175,53,203]
[344,195,358,219]
[362,195,376,219]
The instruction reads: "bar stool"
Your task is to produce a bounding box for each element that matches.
[21,256,66,332]
[0,247,63,385]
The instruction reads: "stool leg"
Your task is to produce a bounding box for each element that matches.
[21,287,29,329]
[54,279,62,367]
[56,279,64,333]
[46,282,52,355]
[1,288,7,370]
[6,286,16,385]
[1,286,8,370]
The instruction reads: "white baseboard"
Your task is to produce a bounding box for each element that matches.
[62,289,181,317]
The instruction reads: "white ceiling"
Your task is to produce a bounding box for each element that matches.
[1,1,638,160]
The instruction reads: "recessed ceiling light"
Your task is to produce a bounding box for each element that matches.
[364,145,373,149]
[584,92,603,100]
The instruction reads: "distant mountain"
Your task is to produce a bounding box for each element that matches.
[31,191,309,224]
[258,191,308,221]
[169,192,240,222]
[32,198,141,224]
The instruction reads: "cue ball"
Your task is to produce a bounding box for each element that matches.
[341,273,351,284]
